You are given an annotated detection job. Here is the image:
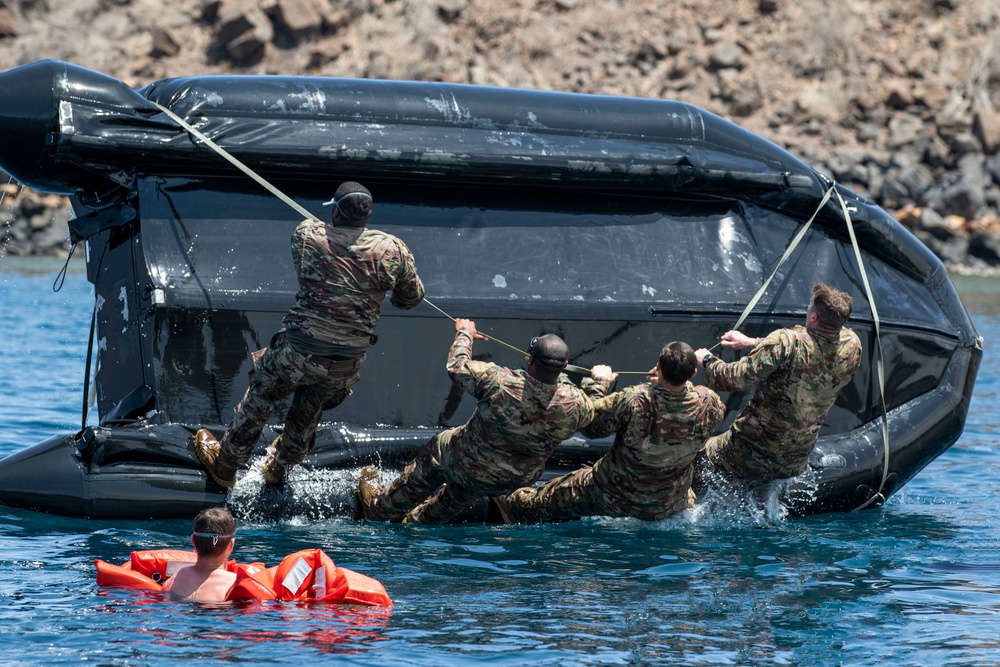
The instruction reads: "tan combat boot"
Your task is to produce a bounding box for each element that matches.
[261,437,289,486]
[194,429,238,488]
[356,465,388,521]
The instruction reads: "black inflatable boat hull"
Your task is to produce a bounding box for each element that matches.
[0,60,982,519]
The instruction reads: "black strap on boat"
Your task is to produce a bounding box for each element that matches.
[709,185,835,351]
[81,300,97,432]
[52,242,77,293]
[151,102,321,224]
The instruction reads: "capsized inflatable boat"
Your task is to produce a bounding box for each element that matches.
[0,60,981,519]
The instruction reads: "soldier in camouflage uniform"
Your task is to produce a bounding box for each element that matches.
[493,342,726,523]
[195,181,424,488]
[356,318,596,524]
[694,282,862,484]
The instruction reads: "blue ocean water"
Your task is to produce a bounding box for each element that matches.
[0,257,997,666]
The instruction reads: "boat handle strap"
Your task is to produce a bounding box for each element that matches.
[836,189,890,511]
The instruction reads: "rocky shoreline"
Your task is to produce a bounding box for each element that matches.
[1,0,999,276]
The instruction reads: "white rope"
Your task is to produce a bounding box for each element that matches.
[835,190,891,511]
[150,101,320,223]
[707,182,890,509]
[151,101,647,378]
[712,184,837,349]
[0,174,13,208]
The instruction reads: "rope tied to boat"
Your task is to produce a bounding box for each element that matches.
[153,101,891,507]
[722,182,890,511]
[150,100,648,377]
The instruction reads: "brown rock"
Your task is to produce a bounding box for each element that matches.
[41,194,63,208]
[708,43,742,70]
[887,113,925,148]
[972,108,1000,156]
[0,8,17,38]
[933,212,968,237]
[913,83,950,109]
[438,0,466,22]
[150,27,181,58]
[881,56,908,77]
[273,0,323,43]
[307,36,347,68]
[974,213,1000,235]
[216,2,273,62]
[967,230,1000,264]
[894,203,921,229]
[28,212,50,230]
[885,83,912,109]
[758,0,778,15]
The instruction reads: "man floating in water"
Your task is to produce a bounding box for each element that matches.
[162,506,236,603]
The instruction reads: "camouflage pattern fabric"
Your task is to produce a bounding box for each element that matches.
[700,325,862,482]
[501,380,725,523]
[283,219,424,350]
[377,329,595,524]
[218,219,423,468]
[219,332,360,467]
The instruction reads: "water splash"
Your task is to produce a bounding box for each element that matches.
[0,176,20,256]
[689,466,820,529]
[228,456,388,523]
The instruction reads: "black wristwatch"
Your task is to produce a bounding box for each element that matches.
[701,352,713,363]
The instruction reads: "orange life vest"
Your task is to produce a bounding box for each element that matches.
[95,548,391,606]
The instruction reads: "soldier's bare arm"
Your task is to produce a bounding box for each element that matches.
[719,330,760,350]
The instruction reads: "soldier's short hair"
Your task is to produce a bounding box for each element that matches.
[191,506,235,557]
[811,283,853,329]
[658,341,697,385]
[529,334,569,371]
[330,181,373,226]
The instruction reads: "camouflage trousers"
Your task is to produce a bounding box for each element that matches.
[696,429,809,486]
[502,466,696,524]
[219,335,361,470]
[379,428,531,524]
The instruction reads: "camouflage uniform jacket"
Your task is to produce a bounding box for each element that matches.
[282,219,424,351]
[582,380,725,517]
[704,324,862,478]
[439,330,595,490]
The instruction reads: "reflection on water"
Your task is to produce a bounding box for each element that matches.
[2,262,1000,665]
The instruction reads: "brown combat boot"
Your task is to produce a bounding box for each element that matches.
[261,438,289,486]
[356,465,388,521]
[194,429,238,488]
